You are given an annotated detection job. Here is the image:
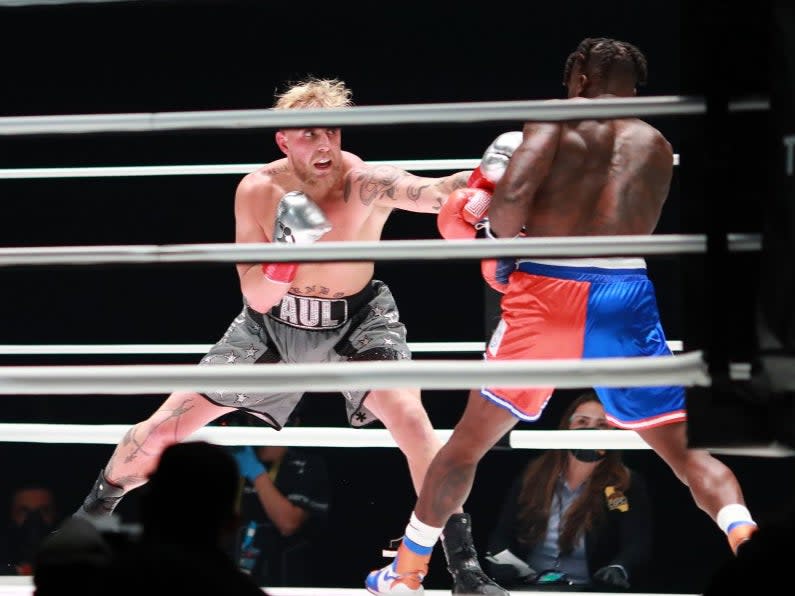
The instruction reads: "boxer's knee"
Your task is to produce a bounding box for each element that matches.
[376,392,434,435]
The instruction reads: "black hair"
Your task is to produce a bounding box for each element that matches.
[562,37,648,88]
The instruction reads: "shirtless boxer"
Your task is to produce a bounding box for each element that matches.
[73,77,506,595]
[366,38,758,595]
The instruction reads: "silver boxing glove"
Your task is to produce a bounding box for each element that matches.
[273,191,332,244]
[478,130,524,185]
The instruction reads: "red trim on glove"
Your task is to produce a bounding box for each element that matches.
[262,262,298,284]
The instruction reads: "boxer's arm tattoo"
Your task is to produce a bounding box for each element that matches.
[446,171,471,190]
[352,166,404,206]
[345,166,465,212]
[346,165,426,205]
[423,172,473,212]
[404,183,429,205]
[424,188,444,212]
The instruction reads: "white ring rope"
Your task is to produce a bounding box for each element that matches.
[0,0,132,5]
[0,423,648,449]
[0,340,684,355]
[0,234,762,268]
[0,344,752,381]
[0,351,709,394]
[0,155,680,179]
[0,160,479,179]
[0,576,700,596]
[0,96,769,136]
[2,423,789,457]
[0,342,483,355]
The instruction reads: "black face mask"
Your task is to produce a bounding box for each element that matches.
[569,448,606,462]
[7,510,54,563]
[569,427,607,463]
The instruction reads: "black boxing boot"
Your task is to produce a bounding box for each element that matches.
[441,513,509,595]
[73,469,125,520]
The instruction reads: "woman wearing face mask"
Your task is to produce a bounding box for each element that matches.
[485,392,653,591]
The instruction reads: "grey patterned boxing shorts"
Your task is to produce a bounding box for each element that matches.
[198,279,410,429]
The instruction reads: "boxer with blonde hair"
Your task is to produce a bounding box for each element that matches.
[73,76,507,595]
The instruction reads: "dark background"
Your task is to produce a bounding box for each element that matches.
[1,0,792,592]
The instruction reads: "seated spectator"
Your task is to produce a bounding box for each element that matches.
[486,392,653,591]
[106,440,268,596]
[1,482,59,575]
[223,411,331,587]
[32,516,113,596]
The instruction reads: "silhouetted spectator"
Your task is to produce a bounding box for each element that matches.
[33,516,112,596]
[107,440,268,596]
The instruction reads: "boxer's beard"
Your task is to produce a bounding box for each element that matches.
[297,157,343,190]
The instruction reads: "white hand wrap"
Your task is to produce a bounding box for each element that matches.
[273,191,332,244]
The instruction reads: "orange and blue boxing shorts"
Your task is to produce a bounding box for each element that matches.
[482,257,686,429]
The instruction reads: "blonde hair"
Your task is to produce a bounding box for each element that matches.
[273,77,353,110]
